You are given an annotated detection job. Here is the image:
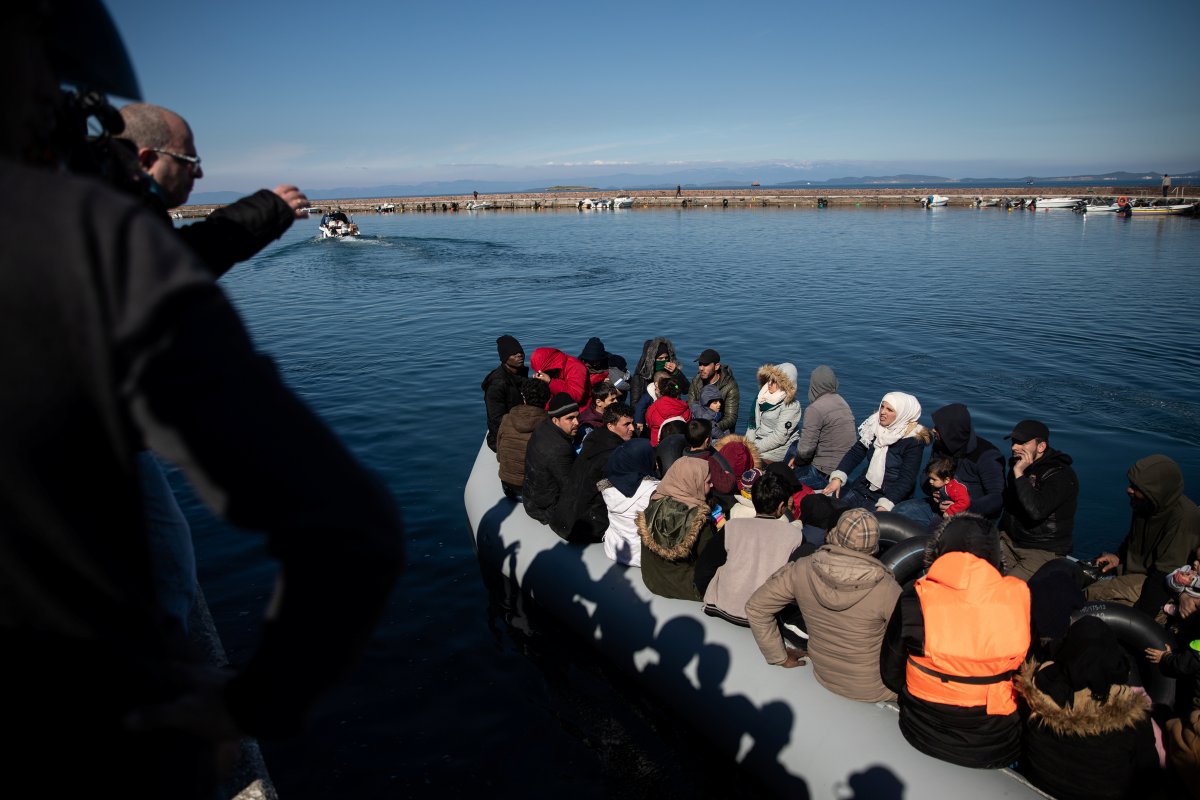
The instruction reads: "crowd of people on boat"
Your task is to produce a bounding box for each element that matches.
[483,333,1200,798]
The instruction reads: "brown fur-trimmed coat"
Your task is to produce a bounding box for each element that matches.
[1015,659,1161,800]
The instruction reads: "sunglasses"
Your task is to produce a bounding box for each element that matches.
[151,148,202,171]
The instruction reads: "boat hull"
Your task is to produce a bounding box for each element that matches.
[464,442,1042,797]
[1034,198,1083,209]
[1130,204,1196,216]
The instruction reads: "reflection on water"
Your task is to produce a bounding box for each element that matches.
[178,207,1199,798]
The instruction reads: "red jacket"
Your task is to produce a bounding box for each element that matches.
[646,396,691,446]
[530,347,590,407]
[941,479,970,516]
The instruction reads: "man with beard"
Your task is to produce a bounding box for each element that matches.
[998,419,1079,581]
[552,403,635,541]
[1087,455,1200,609]
[523,393,581,526]
[688,348,739,435]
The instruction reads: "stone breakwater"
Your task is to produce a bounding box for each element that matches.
[174,186,1195,217]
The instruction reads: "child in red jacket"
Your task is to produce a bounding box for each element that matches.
[926,456,970,518]
[646,374,691,447]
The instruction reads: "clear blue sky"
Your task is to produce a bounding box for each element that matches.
[106,0,1199,193]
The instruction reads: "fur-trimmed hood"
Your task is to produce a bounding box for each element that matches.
[755,362,798,404]
[1017,659,1150,738]
[637,497,710,561]
[713,433,763,472]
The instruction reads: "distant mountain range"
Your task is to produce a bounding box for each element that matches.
[187,168,1197,205]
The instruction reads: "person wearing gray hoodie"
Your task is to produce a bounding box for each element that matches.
[745,508,901,702]
[788,365,856,490]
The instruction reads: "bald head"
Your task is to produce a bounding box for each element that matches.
[119,103,201,208]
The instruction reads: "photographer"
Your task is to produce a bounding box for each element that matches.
[0,4,403,797]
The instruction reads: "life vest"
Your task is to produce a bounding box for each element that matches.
[906,551,1030,715]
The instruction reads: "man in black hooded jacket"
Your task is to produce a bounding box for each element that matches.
[893,403,1006,527]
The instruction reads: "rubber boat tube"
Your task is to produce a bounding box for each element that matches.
[1073,602,1178,706]
[876,511,927,548]
[464,442,1042,797]
[879,535,931,586]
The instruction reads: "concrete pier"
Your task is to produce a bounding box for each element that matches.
[174,187,1196,218]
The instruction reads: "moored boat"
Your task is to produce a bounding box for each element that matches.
[577,198,613,210]
[1033,197,1083,209]
[466,201,494,210]
[463,441,1045,797]
[1130,203,1197,216]
[613,196,634,209]
[922,194,949,207]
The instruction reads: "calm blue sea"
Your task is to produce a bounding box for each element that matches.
[173,205,1200,798]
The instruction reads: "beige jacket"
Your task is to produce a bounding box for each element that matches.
[746,545,901,703]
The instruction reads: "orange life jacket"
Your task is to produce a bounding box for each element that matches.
[906,551,1030,715]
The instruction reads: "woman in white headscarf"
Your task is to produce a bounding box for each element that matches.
[822,392,930,512]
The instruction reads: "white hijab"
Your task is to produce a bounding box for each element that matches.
[856,391,922,491]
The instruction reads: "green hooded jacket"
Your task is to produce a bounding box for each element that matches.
[1120,455,1200,575]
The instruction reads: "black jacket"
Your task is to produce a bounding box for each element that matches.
[1001,449,1078,555]
[482,364,527,451]
[149,188,297,279]
[924,404,1006,518]
[0,164,403,751]
[551,427,624,541]
[523,419,576,525]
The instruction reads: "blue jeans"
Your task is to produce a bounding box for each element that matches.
[138,451,197,636]
[792,463,829,491]
[838,485,879,511]
[891,497,938,527]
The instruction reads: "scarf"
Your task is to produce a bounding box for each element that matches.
[754,382,786,426]
[856,391,922,491]
[651,458,710,509]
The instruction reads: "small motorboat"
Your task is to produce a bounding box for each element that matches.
[1083,203,1121,213]
[1129,203,1197,216]
[974,198,1000,208]
[376,203,396,213]
[612,196,634,209]
[466,201,494,211]
[577,198,612,210]
[1033,197,1084,209]
[922,194,949,207]
[318,211,359,238]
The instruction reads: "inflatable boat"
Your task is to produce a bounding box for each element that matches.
[464,441,1050,798]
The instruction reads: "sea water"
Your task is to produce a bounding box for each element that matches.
[175,205,1199,797]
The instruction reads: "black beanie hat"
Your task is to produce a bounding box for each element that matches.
[497,335,523,361]
[547,392,579,418]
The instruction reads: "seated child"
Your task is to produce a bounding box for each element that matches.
[689,385,727,441]
[925,456,970,525]
[577,380,620,444]
[645,375,691,447]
